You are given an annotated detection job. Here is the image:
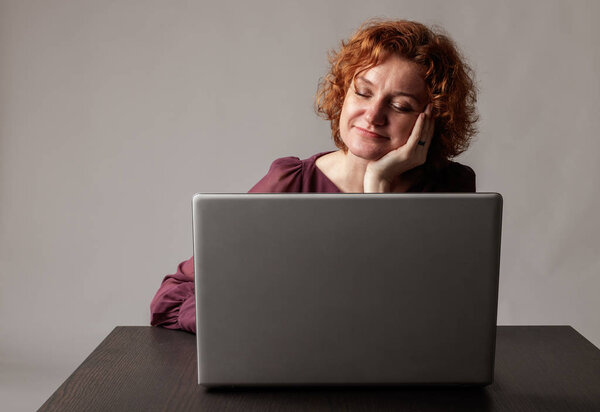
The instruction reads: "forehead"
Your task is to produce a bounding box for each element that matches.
[355,55,427,99]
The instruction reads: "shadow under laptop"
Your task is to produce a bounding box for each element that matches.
[204,385,492,411]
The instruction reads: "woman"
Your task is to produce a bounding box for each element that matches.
[150,19,478,333]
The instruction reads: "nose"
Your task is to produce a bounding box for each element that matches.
[364,99,386,126]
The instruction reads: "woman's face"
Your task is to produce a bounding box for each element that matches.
[339,55,429,160]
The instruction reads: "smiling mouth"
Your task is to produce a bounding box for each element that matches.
[354,126,388,139]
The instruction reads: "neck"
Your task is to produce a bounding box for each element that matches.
[340,150,370,192]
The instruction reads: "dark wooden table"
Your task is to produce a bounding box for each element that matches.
[39,326,600,411]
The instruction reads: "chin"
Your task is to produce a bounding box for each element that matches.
[346,142,391,161]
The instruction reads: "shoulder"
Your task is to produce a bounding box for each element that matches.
[268,156,303,174]
[270,151,332,173]
[444,161,475,180]
[265,156,306,184]
[248,156,304,193]
[248,152,335,193]
[432,161,476,192]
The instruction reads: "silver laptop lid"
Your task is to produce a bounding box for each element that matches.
[193,193,502,387]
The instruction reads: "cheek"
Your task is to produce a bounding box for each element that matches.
[392,117,419,146]
[338,99,353,134]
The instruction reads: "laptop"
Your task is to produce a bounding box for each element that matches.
[193,193,502,387]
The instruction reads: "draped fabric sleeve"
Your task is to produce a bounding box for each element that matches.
[248,157,303,193]
[150,257,196,333]
[150,157,305,333]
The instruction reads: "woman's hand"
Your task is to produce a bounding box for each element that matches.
[364,103,434,192]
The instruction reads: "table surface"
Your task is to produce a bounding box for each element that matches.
[39,326,600,412]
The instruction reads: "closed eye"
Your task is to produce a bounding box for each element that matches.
[391,104,414,113]
[354,87,371,98]
[354,86,415,113]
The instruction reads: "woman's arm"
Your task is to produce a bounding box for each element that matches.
[150,157,305,333]
[150,257,196,333]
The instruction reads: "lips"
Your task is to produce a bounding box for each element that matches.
[354,126,388,139]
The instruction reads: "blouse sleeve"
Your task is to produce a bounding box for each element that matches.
[449,163,476,192]
[150,257,196,333]
[150,157,304,333]
[248,157,303,193]
[435,162,476,192]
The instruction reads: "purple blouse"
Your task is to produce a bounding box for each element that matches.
[150,152,476,333]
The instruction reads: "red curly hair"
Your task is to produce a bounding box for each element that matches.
[315,19,478,171]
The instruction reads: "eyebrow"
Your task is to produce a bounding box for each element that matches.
[355,76,423,104]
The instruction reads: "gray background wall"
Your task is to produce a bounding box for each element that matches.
[1,0,598,410]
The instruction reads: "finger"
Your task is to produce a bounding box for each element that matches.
[406,112,426,151]
[411,104,431,151]
[423,103,433,138]
[424,120,435,151]
[423,104,435,150]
